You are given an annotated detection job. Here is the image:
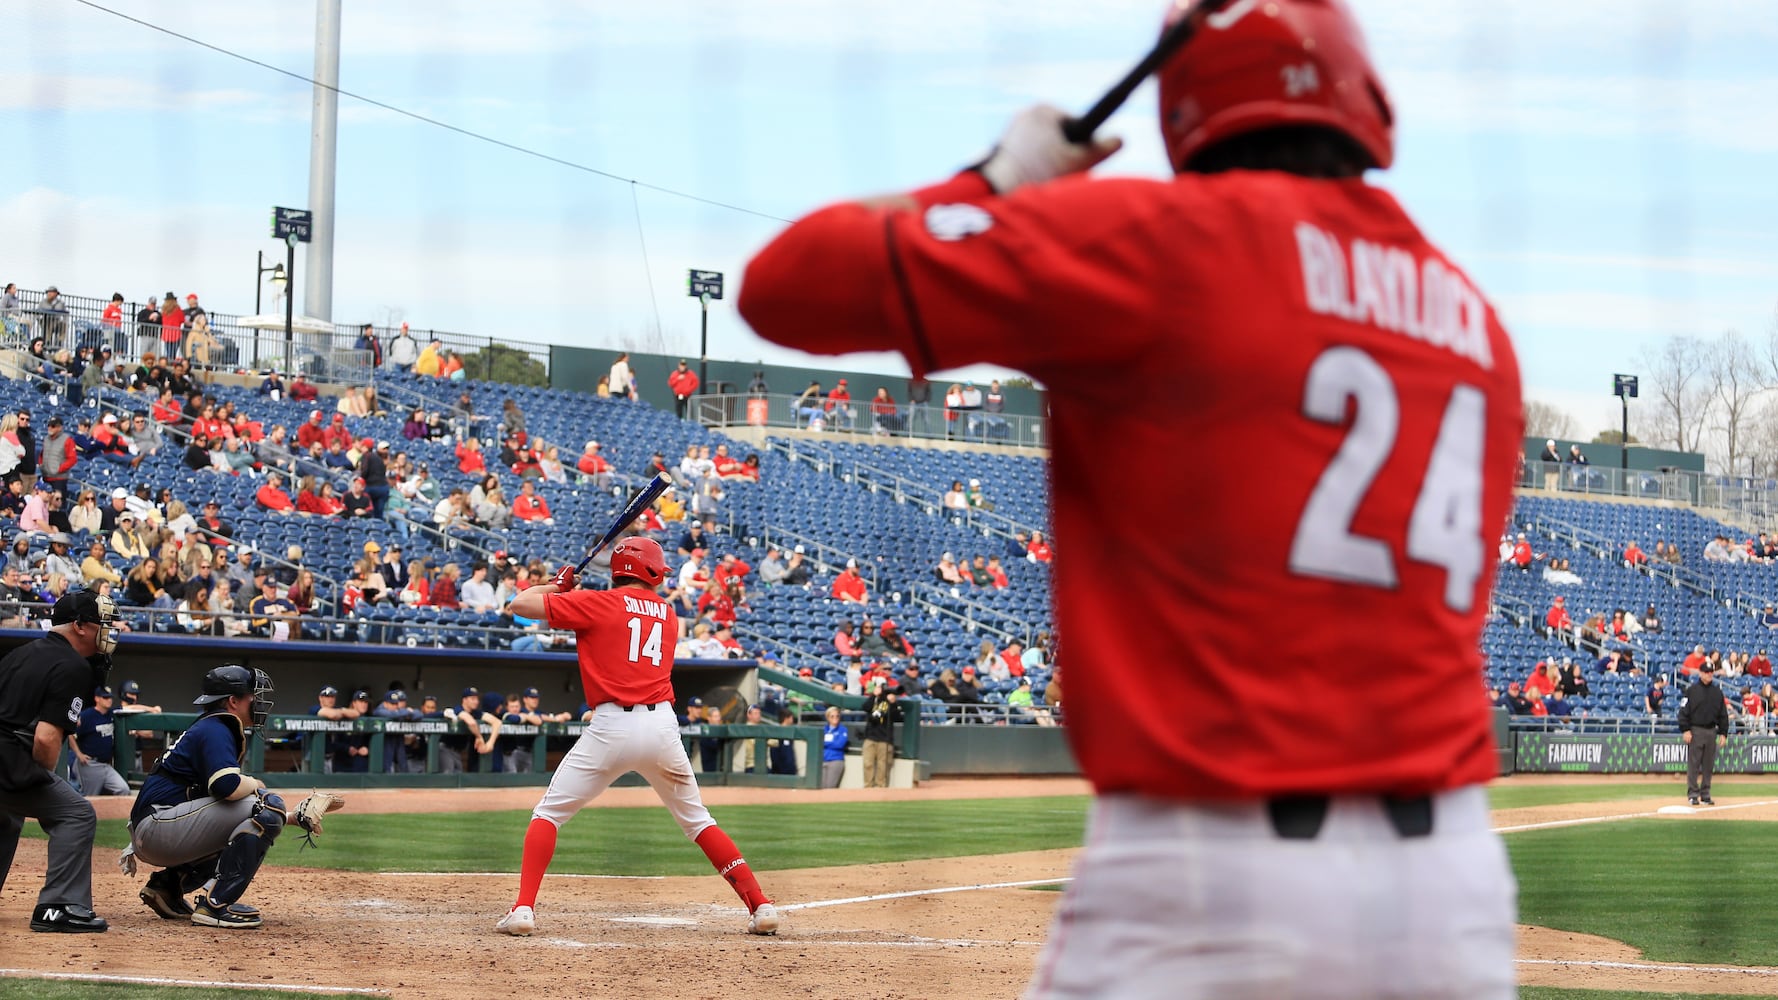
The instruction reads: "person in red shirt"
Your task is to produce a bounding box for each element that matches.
[824,378,854,430]
[1001,643,1026,679]
[1623,540,1646,566]
[1749,650,1773,678]
[711,443,747,480]
[288,374,318,402]
[430,564,461,609]
[512,480,553,524]
[456,437,487,475]
[101,293,125,333]
[255,473,295,514]
[666,359,700,420]
[1545,596,1572,636]
[1681,645,1707,676]
[1512,533,1534,570]
[1026,530,1054,563]
[576,440,613,486]
[1744,688,1768,735]
[738,2,1521,993]
[320,414,353,451]
[880,619,915,660]
[191,405,229,442]
[1523,662,1556,699]
[497,537,777,937]
[697,581,740,629]
[986,555,1010,589]
[151,389,182,423]
[711,552,750,596]
[158,293,184,358]
[831,560,868,604]
[295,411,326,451]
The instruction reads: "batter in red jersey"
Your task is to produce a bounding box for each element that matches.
[495,537,777,937]
[741,1,1519,995]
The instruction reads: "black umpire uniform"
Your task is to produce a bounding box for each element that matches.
[0,591,116,932]
[1677,662,1732,806]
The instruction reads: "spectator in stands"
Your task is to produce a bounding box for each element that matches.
[68,488,101,535]
[80,540,120,589]
[186,313,220,368]
[966,479,993,512]
[125,413,162,463]
[608,352,637,400]
[1524,662,1556,699]
[986,555,1010,589]
[1511,533,1535,570]
[831,560,868,604]
[1707,650,1728,676]
[966,555,996,588]
[386,323,418,371]
[512,479,553,525]
[1556,659,1589,697]
[667,360,700,419]
[1682,645,1707,676]
[1543,596,1571,638]
[1027,530,1054,563]
[832,621,860,659]
[1645,677,1667,715]
[1759,534,1778,562]
[255,472,296,514]
[757,546,788,586]
[782,546,814,587]
[431,563,462,610]
[38,416,75,496]
[460,562,498,613]
[943,481,968,511]
[1750,650,1774,678]
[0,414,24,485]
[793,381,824,428]
[157,293,184,358]
[0,479,22,522]
[183,433,216,474]
[293,476,325,515]
[1542,557,1582,586]
[572,440,613,488]
[1494,681,1529,715]
[440,347,466,382]
[455,435,486,475]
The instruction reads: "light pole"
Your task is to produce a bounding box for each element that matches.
[255,251,287,315]
[1613,374,1638,471]
[282,234,297,373]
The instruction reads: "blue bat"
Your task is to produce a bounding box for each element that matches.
[575,472,674,575]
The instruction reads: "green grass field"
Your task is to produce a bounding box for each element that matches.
[1486,780,1778,810]
[29,797,1092,875]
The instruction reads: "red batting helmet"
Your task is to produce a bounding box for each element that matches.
[610,536,668,587]
[1157,0,1393,172]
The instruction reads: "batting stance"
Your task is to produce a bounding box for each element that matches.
[124,665,340,929]
[497,537,778,936]
[741,1,1521,995]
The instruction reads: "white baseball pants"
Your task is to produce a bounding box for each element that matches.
[532,702,714,840]
[1027,786,1515,1000]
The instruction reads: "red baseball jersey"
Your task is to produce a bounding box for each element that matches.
[544,586,678,708]
[742,167,1522,799]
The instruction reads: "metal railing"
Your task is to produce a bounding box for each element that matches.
[691,391,1047,449]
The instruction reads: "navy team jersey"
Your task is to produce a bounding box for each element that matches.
[131,712,248,825]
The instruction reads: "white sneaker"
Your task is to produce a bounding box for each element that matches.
[496,905,535,936]
[748,902,779,936]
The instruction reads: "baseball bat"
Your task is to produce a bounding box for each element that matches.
[1059,0,1224,144]
[574,472,674,575]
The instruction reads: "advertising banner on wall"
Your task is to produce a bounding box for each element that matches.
[1516,733,1778,774]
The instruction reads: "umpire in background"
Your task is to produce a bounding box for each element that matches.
[0,590,120,932]
[1678,660,1731,807]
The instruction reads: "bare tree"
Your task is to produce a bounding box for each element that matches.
[1746,397,1778,479]
[1706,330,1768,474]
[1636,336,1712,454]
[1523,400,1577,442]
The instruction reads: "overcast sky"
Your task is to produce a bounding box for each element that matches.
[5,0,1775,429]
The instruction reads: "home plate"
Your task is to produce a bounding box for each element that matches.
[610,916,698,926]
[1657,805,1698,815]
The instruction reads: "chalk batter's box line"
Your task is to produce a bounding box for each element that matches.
[0,969,386,995]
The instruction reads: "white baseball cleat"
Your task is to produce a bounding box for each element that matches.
[748,902,780,936]
[496,905,535,936]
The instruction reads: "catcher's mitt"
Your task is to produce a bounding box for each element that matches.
[292,790,346,850]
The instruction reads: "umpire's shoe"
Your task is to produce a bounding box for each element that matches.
[30,903,108,933]
[140,871,194,919]
[191,896,262,929]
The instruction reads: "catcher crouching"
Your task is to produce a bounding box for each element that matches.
[121,664,342,928]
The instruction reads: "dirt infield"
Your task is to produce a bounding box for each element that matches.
[5,775,1778,998]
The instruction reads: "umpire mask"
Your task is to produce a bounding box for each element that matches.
[52,590,119,656]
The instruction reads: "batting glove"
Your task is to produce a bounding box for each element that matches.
[549,565,577,591]
[979,104,1123,195]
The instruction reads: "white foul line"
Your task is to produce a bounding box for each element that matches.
[779,877,1071,912]
[1492,797,1778,834]
[1518,958,1778,976]
[0,969,385,995]
[778,798,1778,913]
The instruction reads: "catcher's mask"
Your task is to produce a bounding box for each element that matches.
[52,589,119,656]
[193,663,276,730]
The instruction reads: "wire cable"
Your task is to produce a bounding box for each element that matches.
[67,0,791,224]
[629,183,668,353]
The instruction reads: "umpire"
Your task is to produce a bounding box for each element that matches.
[1678,660,1731,807]
[0,590,120,932]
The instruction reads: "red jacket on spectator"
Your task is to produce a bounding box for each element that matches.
[152,398,182,424]
[456,441,486,475]
[1002,647,1026,678]
[1681,650,1706,676]
[1544,599,1571,633]
[1745,690,1767,719]
[577,452,612,477]
[256,482,295,512]
[825,382,851,412]
[713,452,746,479]
[1624,541,1646,565]
[698,588,737,628]
[1749,654,1773,677]
[321,418,353,451]
[712,557,750,592]
[40,435,76,480]
[831,568,868,602]
[431,576,460,609]
[513,493,552,522]
[289,379,318,402]
[668,366,700,398]
[160,306,184,345]
[1524,666,1556,698]
[1028,538,1054,563]
[296,415,326,450]
[1513,540,1533,568]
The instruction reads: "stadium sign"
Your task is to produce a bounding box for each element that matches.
[272,206,313,243]
[688,269,724,300]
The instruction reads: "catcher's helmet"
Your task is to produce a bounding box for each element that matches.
[610,536,668,587]
[1158,0,1393,172]
[193,663,276,729]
